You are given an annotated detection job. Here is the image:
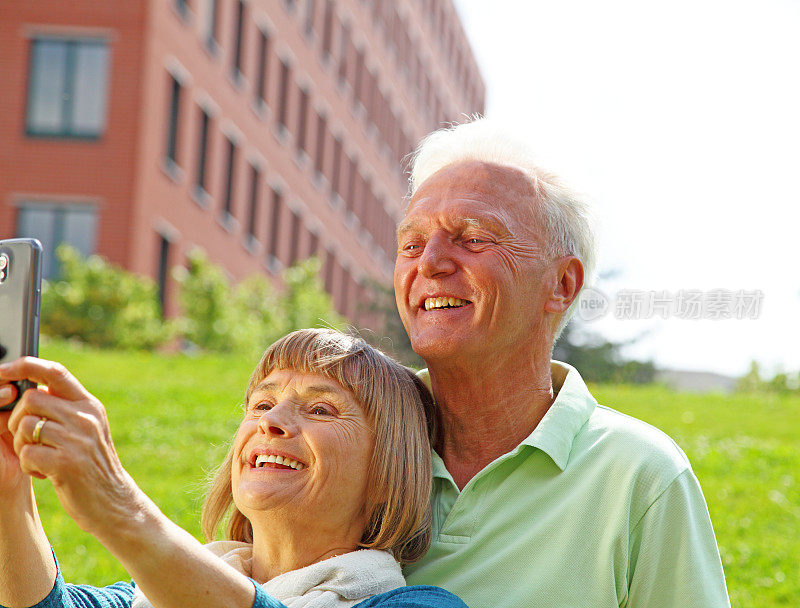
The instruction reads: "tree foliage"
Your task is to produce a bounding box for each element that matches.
[736,360,800,394]
[173,250,344,355]
[41,245,169,349]
[553,320,656,384]
[41,247,345,355]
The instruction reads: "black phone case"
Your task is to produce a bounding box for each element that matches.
[0,238,43,410]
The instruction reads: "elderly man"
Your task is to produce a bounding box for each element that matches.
[395,119,730,607]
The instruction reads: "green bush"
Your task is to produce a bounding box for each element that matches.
[41,247,347,355]
[174,250,344,355]
[173,249,240,353]
[278,257,345,335]
[41,245,169,349]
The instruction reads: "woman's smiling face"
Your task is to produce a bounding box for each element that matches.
[232,369,374,539]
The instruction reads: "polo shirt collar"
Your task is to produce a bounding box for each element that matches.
[519,360,597,470]
[422,360,597,475]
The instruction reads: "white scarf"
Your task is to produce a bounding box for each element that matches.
[131,541,406,608]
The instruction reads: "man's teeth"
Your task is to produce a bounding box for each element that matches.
[424,297,469,310]
[255,454,304,470]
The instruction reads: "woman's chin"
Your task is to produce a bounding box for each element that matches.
[233,480,305,517]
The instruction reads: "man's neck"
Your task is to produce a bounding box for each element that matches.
[427,346,555,491]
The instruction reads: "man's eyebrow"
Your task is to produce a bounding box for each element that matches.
[397,215,509,235]
[397,217,423,236]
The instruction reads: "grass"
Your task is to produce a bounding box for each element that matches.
[23,341,800,607]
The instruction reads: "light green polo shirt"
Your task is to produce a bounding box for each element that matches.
[405,361,730,608]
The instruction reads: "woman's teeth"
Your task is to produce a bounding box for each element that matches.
[255,454,304,470]
[424,297,469,310]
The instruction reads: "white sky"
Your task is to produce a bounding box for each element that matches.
[452,0,800,378]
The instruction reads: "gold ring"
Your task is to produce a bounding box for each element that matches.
[32,417,48,444]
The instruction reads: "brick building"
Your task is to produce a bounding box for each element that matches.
[0,0,484,323]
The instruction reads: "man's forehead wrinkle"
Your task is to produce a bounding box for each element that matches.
[423,159,538,198]
[398,204,512,237]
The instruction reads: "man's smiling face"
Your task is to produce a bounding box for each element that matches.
[394,160,557,365]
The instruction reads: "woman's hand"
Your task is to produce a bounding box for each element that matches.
[0,383,29,497]
[0,357,143,538]
[1,358,257,608]
[0,377,57,608]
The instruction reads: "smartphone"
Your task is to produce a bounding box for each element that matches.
[0,238,43,410]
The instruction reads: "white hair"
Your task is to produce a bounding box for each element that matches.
[408,117,599,342]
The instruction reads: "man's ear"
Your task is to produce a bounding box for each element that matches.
[544,256,584,314]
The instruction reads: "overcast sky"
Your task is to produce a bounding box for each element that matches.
[452,0,800,378]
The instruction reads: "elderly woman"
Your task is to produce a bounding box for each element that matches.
[0,329,464,608]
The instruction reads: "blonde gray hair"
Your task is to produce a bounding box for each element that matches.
[201,328,438,564]
[409,117,599,341]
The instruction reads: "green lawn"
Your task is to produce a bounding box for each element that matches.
[25,341,800,607]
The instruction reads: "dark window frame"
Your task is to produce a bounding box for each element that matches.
[195,105,211,193]
[25,37,110,140]
[15,202,97,280]
[337,19,349,85]
[157,234,171,314]
[297,86,309,154]
[255,28,270,106]
[289,209,302,266]
[165,74,182,165]
[268,186,283,261]
[314,111,327,178]
[221,136,237,219]
[331,136,343,198]
[246,163,260,239]
[231,0,246,79]
[205,0,220,49]
[277,58,291,130]
[321,0,334,59]
[304,0,316,37]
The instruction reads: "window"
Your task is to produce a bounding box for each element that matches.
[321,0,334,59]
[308,231,319,258]
[353,49,364,107]
[174,0,190,19]
[304,0,316,36]
[289,209,301,265]
[165,75,182,166]
[195,106,211,195]
[350,171,364,221]
[246,164,260,240]
[231,0,245,79]
[255,29,270,106]
[26,38,110,138]
[331,136,342,198]
[323,248,335,293]
[344,155,356,211]
[297,87,309,154]
[277,59,291,130]
[267,187,283,261]
[156,234,171,313]
[15,203,97,279]
[222,137,237,220]
[314,111,327,178]
[204,0,220,49]
[337,20,349,85]
[356,176,370,223]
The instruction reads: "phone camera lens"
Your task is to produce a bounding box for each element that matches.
[0,254,8,270]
